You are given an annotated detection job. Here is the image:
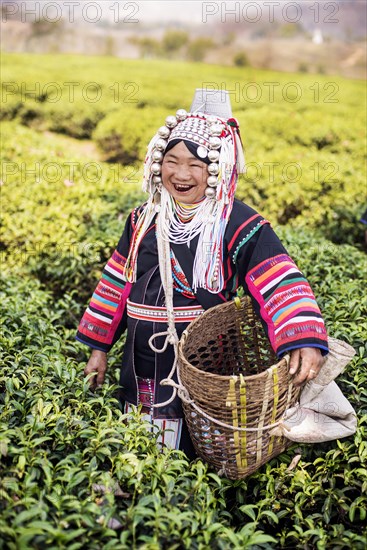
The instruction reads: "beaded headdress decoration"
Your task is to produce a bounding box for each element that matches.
[124,89,245,294]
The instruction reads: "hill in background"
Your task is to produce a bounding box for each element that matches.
[1,0,366,78]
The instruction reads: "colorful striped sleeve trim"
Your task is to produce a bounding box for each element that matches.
[76,249,132,350]
[245,253,328,356]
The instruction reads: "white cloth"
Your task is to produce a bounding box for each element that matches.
[124,403,183,450]
[271,338,357,443]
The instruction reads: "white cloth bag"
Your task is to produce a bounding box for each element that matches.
[271,338,357,443]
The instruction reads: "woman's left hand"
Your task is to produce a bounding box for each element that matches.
[289,347,325,386]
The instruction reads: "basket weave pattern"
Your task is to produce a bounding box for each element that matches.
[178,297,301,479]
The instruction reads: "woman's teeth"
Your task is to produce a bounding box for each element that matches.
[174,184,194,192]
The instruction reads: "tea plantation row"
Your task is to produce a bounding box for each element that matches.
[1,262,366,548]
[1,54,367,548]
[1,119,366,548]
[1,53,366,247]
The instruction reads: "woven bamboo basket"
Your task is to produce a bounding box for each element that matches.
[177,296,301,479]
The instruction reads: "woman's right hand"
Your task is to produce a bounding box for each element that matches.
[84,349,108,388]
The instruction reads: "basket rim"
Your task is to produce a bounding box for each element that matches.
[178,341,288,382]
[179,296,247,344]
[178,296,289,383]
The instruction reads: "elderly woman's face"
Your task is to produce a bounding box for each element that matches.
[161,142,208,204]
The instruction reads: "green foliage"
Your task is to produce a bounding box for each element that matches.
[187,38,216,62]
[0,274,276,548]
[233,52,250,67]
[93,105,168,164]
[298,62,309,73]
[161,30,189,58]
[128,36,161,59]
[1,53,366,548]
[0,121,144,304]
[2,52,365,246]
[278,23,304,38]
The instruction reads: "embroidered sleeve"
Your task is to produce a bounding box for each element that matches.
[233,222,328,357]
[76,213,134,352]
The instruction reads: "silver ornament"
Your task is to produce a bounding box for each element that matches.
[165,115,178,128]
[152,150,163,162]
[158,126,170,139]
[176,109,187,121]
[208,150,220,162]
[152,175,162,184]
[208,163,219,175]
[155,138,167,151]
[207,175,218,187]
[209,123,223,136]
[205,187,216,199]
[151,162,161,175]
[207,115,217,125]
[209,136,221,149]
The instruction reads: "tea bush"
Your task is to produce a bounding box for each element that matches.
[1,52,367,548]
[2,53,366,246]
[93,106,168,164]
[0,273,281,549]
[1,238,366,548]
[0,121,145,303]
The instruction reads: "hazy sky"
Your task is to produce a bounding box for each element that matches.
[104,0,216,24]
[4,1,365,35]
[100,0,361,25]
[139,1,207,22]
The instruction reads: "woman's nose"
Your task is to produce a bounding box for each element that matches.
[175,164,191,181]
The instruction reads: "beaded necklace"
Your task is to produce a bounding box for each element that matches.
[175,199,205,223]
[159,187,215,246]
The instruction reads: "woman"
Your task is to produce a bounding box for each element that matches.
[76,90,327,456]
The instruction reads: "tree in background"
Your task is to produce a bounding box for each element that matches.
[31,18,63,37]
[187,37,215,62]
[161,30,189,58]
[233,52,249,67]
[278,23,304,39]
[128,36,161,58]
[104,36,116,57]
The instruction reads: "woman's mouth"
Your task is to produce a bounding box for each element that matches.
[173,184,195,193]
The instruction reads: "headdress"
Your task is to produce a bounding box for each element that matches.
[124,89,245,294]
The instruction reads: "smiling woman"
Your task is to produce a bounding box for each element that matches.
[162,142,208,203]
[76,89,328,458]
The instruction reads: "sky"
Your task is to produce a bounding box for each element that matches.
[132,0,208,23]
[2,1,366,37]
[97,0,365,26]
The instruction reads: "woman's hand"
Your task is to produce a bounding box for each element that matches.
[84,349,108,388]
[289,347,325,386]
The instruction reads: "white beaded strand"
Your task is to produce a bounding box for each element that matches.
[141,109,239,293]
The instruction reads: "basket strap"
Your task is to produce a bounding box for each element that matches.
[176,373,284,433]
[268,366,280,455]
[150,211,180,409]
[256,369,272,463]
